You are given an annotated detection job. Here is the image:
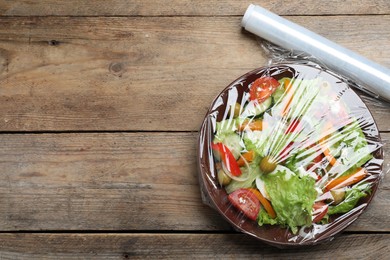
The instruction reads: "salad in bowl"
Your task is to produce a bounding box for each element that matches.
[198,64,383,246]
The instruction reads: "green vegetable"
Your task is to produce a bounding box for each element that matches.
[260,166,317,234]
[257,208,278,226]
[259,156,277,173]
[214,119,237,143]
[212,76,376,234]
[214,131,243,159]
[225,160,260,194]
[328,183,371,215]
[329,120,373,177]
[272,83,285,103]
[240,97,272,118]
[217,169,232,186]
[242,131,264,152]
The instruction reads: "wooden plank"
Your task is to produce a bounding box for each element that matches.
[0,132,388,231]
[0,0,389,16]
[0,16,389,132]
[0,132,230,231]
[0,233,388,259]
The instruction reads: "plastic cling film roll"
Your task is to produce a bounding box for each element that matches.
[241,4,390,102]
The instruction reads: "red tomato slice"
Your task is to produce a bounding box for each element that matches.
[228,188,260,221]
[249,76,280,104]
[312,201,328,223]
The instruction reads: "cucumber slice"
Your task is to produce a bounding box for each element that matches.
[272,85,285,103]
[240,97,272,118]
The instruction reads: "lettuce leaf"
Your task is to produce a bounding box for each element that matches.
[257,208,278,226]
[328,182,371,215]
[329,120,373,177]
[259,166,317,234]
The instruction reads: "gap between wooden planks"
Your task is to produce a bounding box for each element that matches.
[0,233,388,259]
[0,16,389,131]
[0,132,388,232]
[0,0,389,16]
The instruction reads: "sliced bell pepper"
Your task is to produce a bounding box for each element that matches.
[211,142,242,177]
[238,119,263,132]
[281,78,294,117]
[324,167,367,191]
[248,188,277,219]
[236,150,255,167]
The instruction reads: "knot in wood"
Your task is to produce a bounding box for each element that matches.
[48,40,60,46]
[109,62,125,76]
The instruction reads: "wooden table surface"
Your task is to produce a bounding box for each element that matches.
[0,1,389,258]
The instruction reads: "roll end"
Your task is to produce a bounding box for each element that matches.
[241,4,256,28]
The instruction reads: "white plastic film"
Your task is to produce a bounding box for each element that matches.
[241,4,390,101]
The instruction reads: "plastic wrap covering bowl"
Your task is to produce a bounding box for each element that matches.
[197,63,383,248]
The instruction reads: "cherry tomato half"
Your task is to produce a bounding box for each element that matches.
[249,76,280,104]
[312,201,328,223]
[228,188,260,221]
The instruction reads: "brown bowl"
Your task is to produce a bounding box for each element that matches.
[197,63,383,248]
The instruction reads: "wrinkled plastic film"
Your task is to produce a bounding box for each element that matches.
[258,39,390,108]
[197,64,383,247]
[241,4,390,102]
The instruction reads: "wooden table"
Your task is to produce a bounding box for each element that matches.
[0,1,389,258]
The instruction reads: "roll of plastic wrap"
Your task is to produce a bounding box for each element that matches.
[241,4,390,101]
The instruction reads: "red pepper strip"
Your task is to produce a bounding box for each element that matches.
[312,201,328,223]
[211,143,242,176]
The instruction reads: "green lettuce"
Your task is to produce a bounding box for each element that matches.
[328,183,371,215]
[213,119,237,143]
[242,131,267,156]
[259,166,317,234]
[225,157,262,194]
[329,120,373,177]
[257,208,278,226]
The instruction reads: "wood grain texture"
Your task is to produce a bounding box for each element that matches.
[0,233,388,259]
[0,132,388,231]
[0,0,389,16]
[0,16,389,131]
[0,1,388,257]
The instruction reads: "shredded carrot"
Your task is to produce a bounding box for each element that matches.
[322,147,337,166]
[324,167,367,191]
[248,188,276,219]
[281,79,294,117]
[320,122,338,167]
[236,150,255,167]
